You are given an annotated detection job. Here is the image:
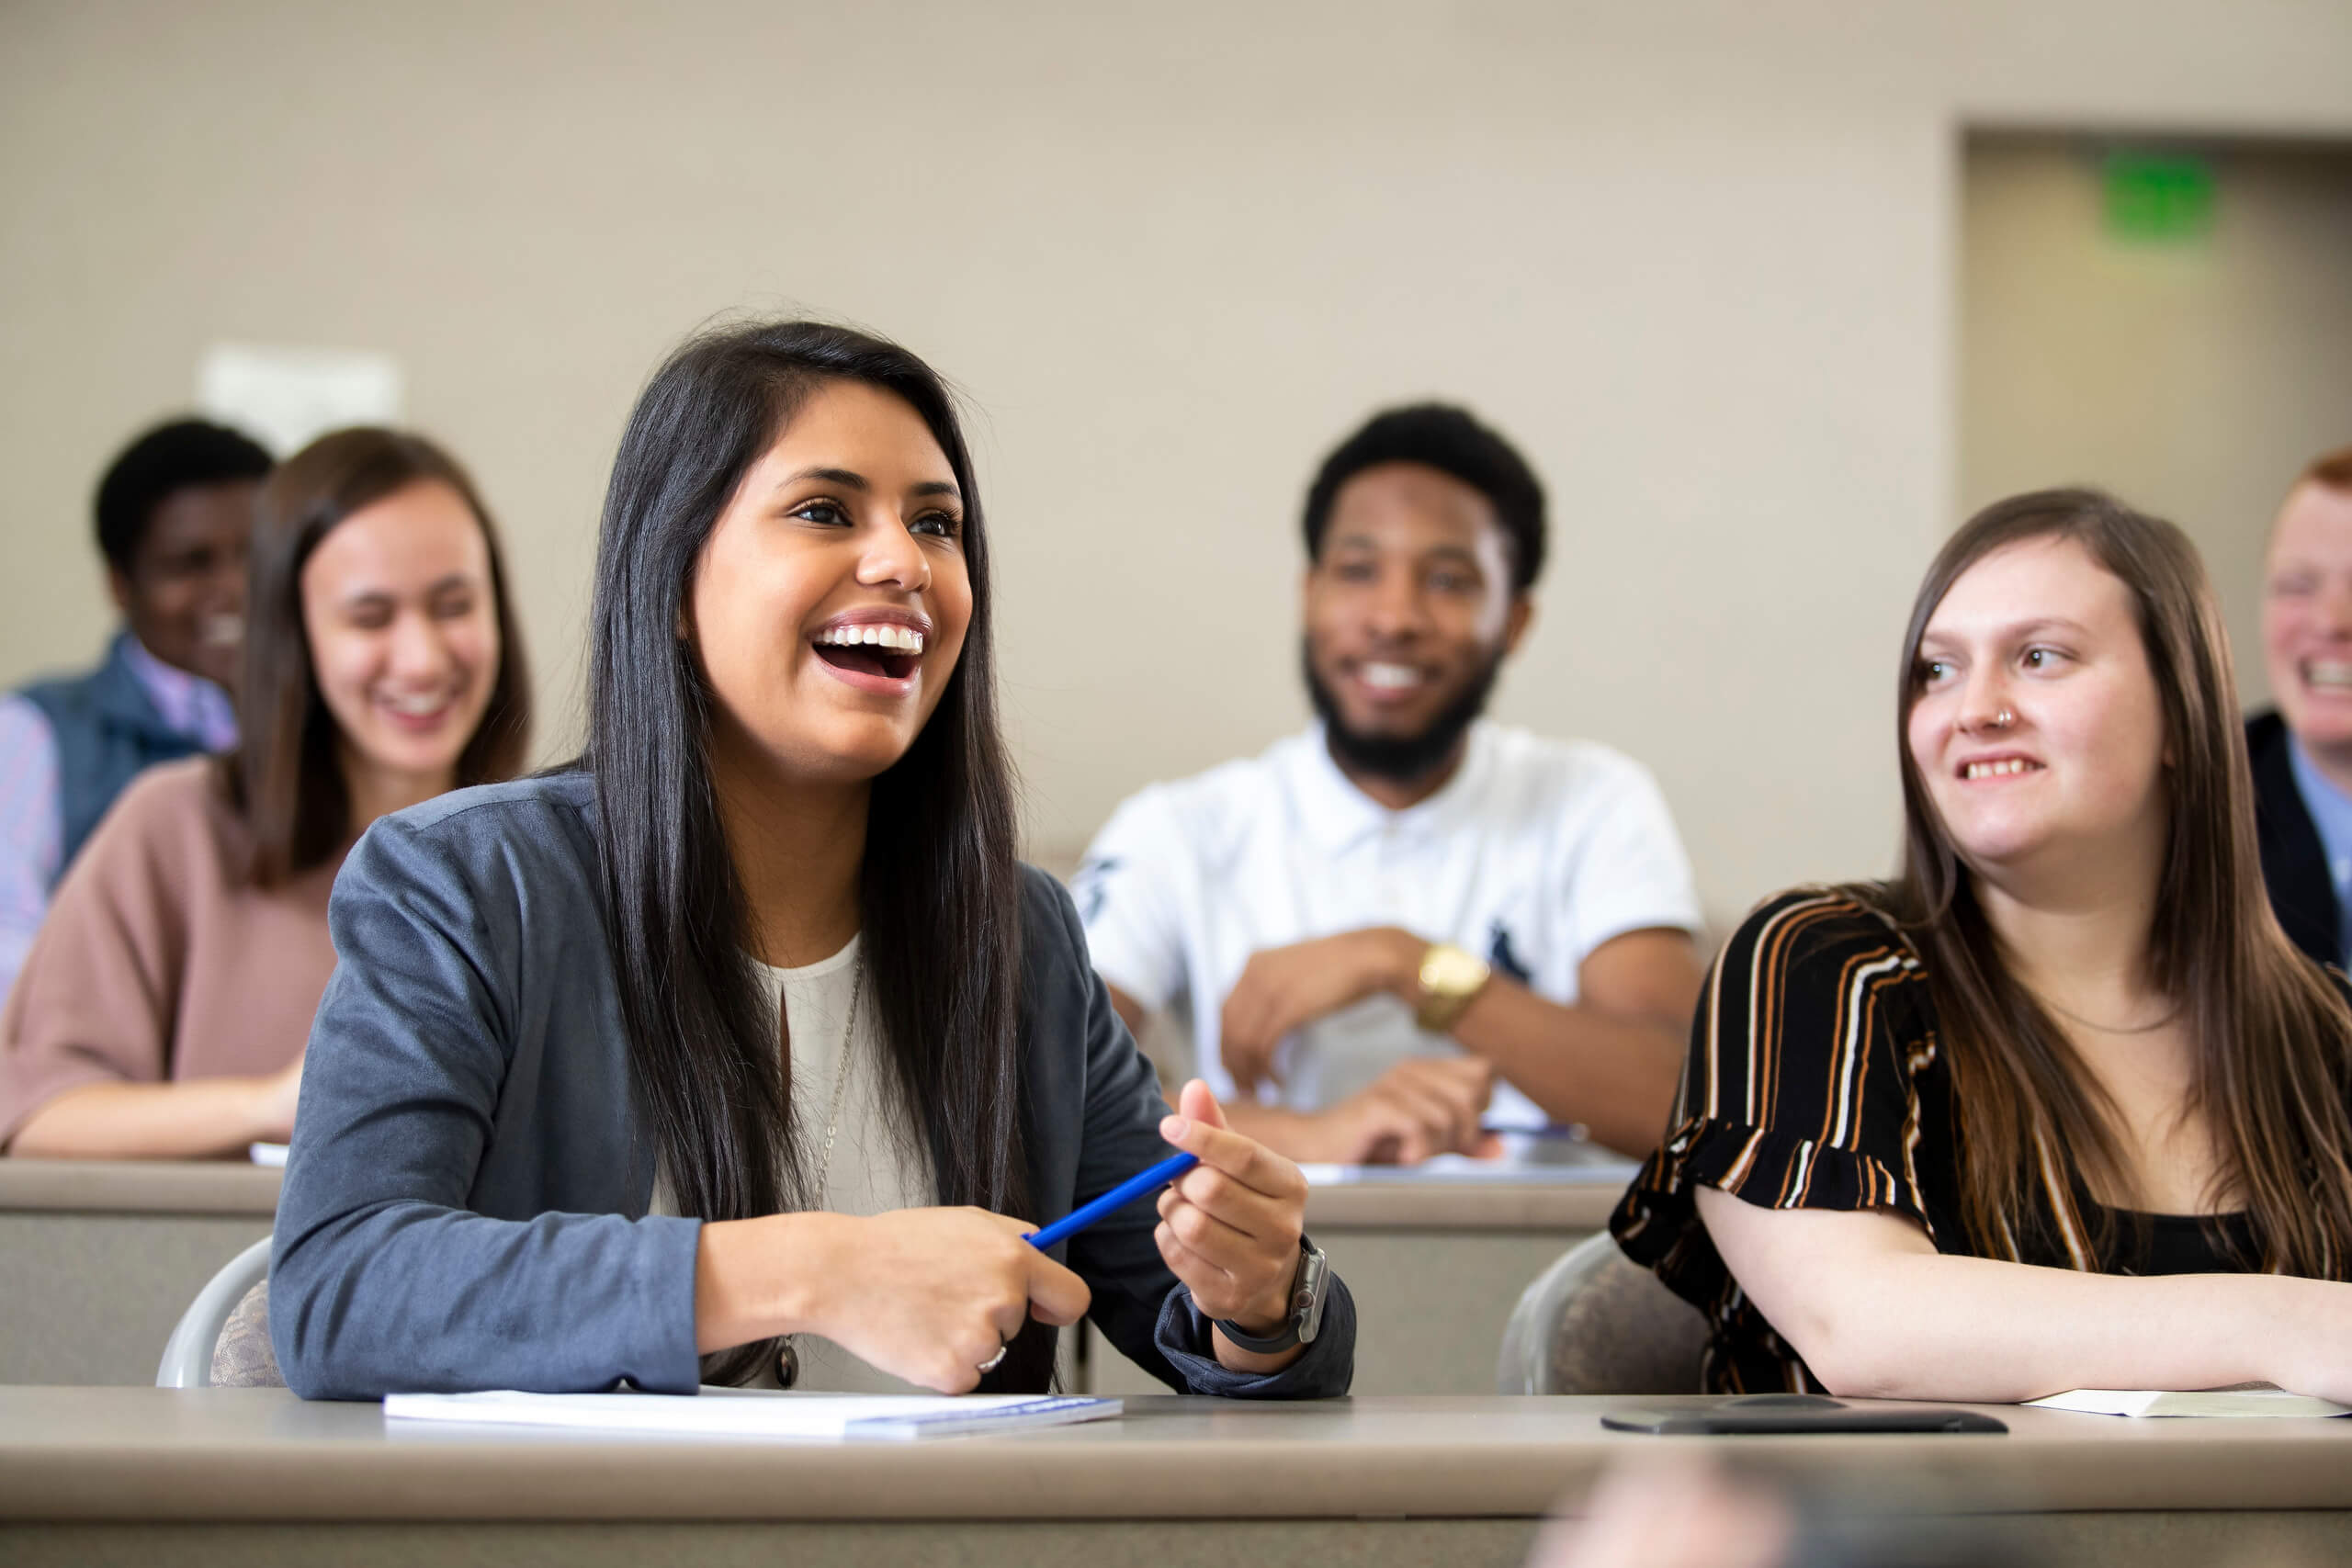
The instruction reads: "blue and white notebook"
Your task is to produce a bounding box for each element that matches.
[383,1388,1122,1441]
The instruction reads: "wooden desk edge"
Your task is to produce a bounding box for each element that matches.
[0,1159,283,1215]
[0,1162,1616,1229]
[6,1437,2351,1522]
[6,1393,2351,1523]
[1306,1182,1619,1229]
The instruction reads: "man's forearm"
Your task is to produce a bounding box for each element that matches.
[1442,978,1682,1156]
[1343,931,1683,1156]
[1217,1099,1336,1163]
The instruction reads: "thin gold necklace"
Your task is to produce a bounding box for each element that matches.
[775,957,864,1389]
[2029,987,2181,1035]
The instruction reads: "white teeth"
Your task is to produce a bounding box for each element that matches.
[198,613,244,648]
[1964,759,2038,779]
[2306,660,2352,690]
[816,623,925,654]
[384,692,450,716]
[1361,662,1422,691]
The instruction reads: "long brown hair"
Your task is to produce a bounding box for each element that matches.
[231,427,531,885]
[1866,488,2352,1275]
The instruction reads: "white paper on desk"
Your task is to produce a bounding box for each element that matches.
[248,1142,288,1167]
[384,1389,1122,1440]
[2028,1385,2350,1418]
[1300,1156,1642,1186]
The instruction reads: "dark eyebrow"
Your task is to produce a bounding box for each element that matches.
[778,466,870,492]
[775,468,960,502]
[1918,615,2093,649]
[2007,616,2092,638]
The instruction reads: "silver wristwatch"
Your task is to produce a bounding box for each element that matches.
[1214,1234,1330,1353]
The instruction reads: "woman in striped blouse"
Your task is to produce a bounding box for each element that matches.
[1613,489,2352,1400]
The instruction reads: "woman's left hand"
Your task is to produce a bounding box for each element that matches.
[1154,1078,1312,1362]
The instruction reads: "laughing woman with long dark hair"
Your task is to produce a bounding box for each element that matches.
[270,321,1353,1398]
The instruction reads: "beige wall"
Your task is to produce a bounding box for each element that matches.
[1962,137,2352,715]
[3,2,2348,923]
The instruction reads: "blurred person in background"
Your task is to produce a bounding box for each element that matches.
[1615,490,2352,1402]
[0,428,530,1158]
[2247,445,2352,969]
[1075,404,1703,1163]
[0,419,271,1004]
[1526,1456,2009,1568]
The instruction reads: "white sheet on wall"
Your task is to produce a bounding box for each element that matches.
[196,342,405,457]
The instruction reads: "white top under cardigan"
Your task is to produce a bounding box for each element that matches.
[650,936,933,1393]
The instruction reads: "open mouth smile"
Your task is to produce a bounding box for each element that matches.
[810,618,928,690]
[1959,756,2043,781]
[378,687,461,731]
[2301,659,2352,694]
[1347,659,1437,703]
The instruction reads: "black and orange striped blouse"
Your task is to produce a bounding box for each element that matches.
[1611,886,2260,1393]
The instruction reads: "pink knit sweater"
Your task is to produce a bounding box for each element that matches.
[0,758,343,1148]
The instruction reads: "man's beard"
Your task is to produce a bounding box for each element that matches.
[1303,639,1501,787]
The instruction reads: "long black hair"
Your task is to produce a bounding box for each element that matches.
[585,320,1039,1386]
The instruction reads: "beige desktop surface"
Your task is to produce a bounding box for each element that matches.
[0,1160,283,1216]
[0,1158,1617,1230]
[2,1389,2347,1523]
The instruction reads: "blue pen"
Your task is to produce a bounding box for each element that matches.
[1023,1151,1199,1250]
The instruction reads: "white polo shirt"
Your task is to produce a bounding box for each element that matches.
[1073,721,1702,1129]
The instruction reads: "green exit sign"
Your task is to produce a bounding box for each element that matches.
[2103,153,2215,243]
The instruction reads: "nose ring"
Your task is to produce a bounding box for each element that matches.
[1990,708,2015,729]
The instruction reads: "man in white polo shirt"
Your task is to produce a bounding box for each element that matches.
[1075,404,1702,1163]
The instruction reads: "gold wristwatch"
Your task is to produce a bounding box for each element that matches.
[1414,942,1493,1033]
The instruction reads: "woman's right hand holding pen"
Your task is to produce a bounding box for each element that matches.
[693,1208,1091,1393]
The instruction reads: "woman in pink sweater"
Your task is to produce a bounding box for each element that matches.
[0,428,531,1158]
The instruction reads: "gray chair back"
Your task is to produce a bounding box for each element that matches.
[1496,1231,1708,1394]
[156,1235,284,1388]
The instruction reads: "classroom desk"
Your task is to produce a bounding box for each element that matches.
[1081,1176,1620,1396]
[0,1160,280,1385]
[1,1160,1614,1394]
[2,1388,2346,1568]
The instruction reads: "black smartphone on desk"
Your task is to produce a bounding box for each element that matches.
[1601,1393,2007,1435]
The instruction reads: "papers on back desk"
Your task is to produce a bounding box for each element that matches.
[384,1389,1122,1440]
[2027,1385,2350,1418]
[1299,1156,1642,1185]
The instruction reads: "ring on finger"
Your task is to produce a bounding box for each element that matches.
[977,1340,1009,1375]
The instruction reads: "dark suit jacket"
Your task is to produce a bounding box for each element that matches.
[2247,709,2341,969]
[271,771,1352,1400]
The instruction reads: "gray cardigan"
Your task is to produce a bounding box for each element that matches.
[270,772,1353,1400]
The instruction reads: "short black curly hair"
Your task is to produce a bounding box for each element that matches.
[93,418,274,574]
[1301,403,1546,592]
